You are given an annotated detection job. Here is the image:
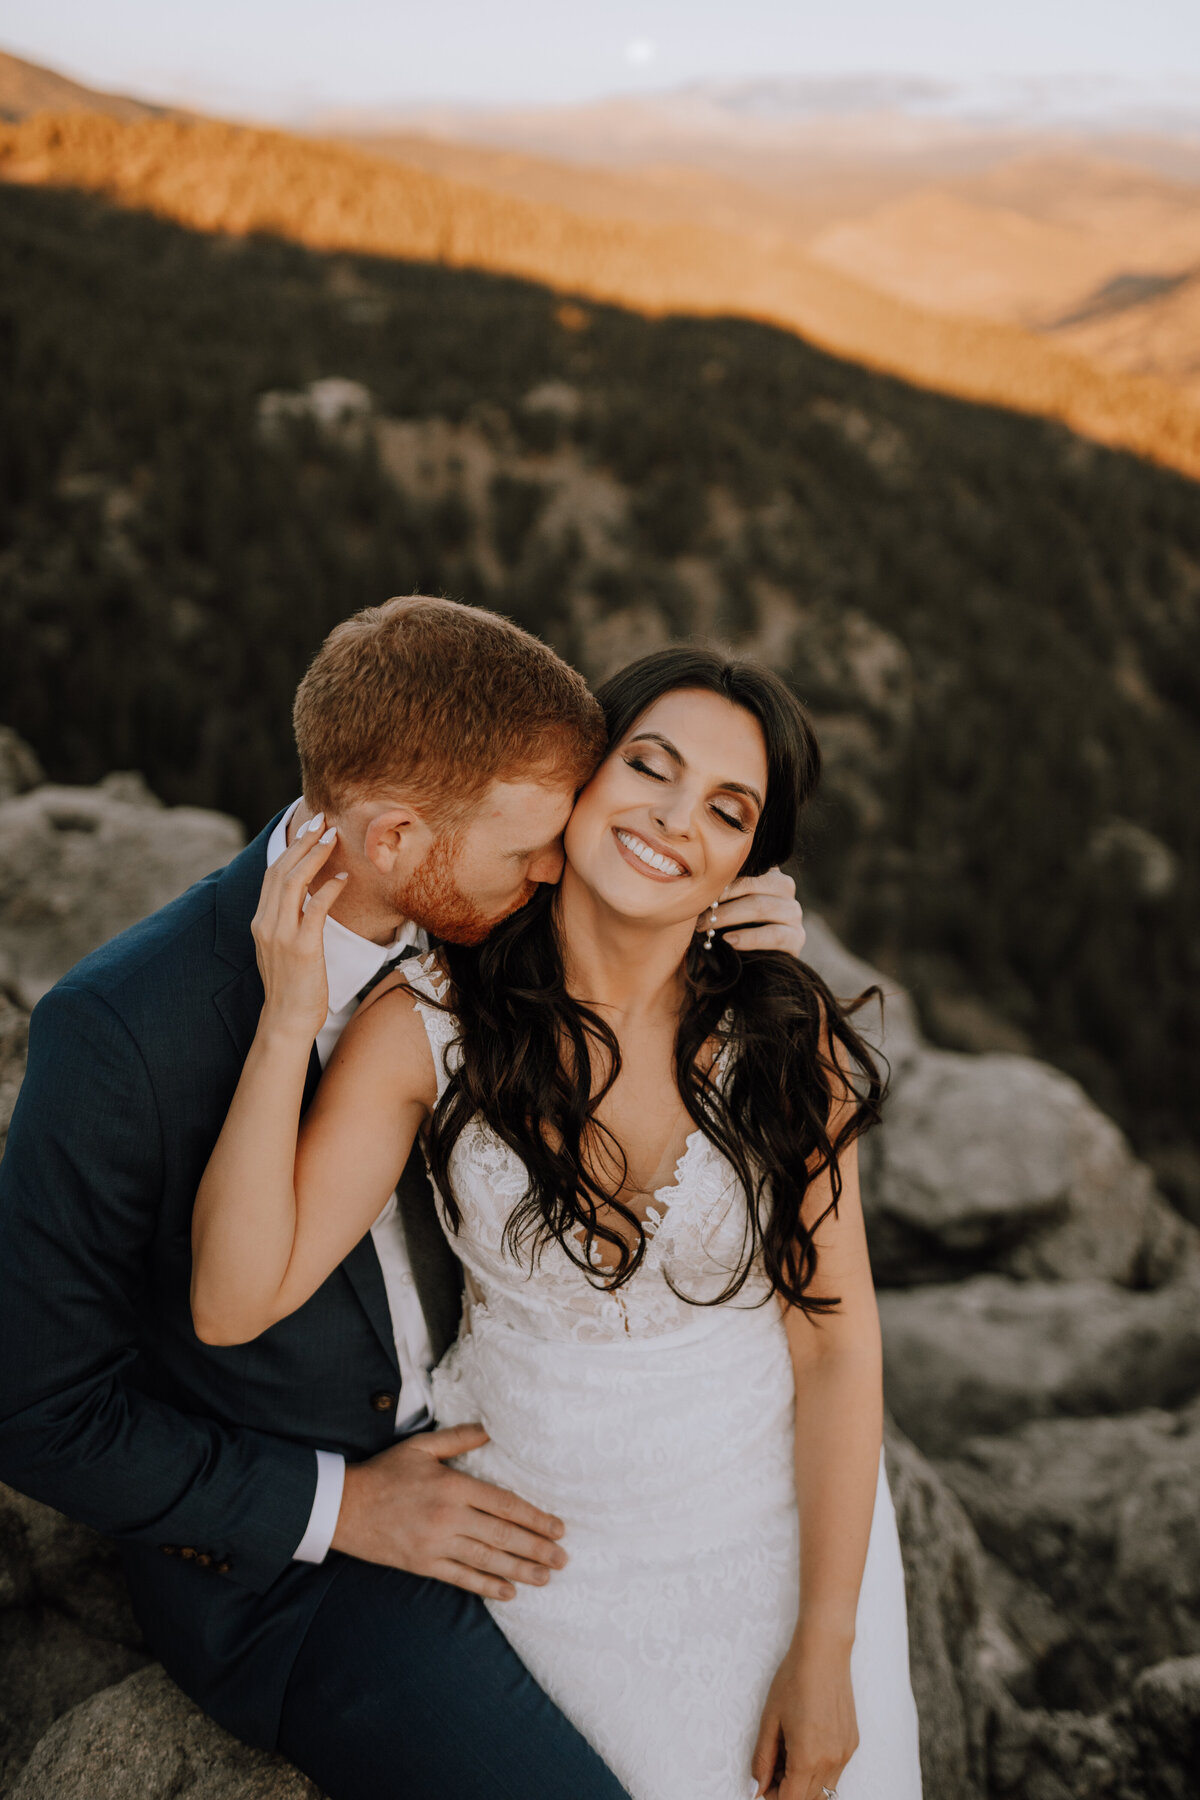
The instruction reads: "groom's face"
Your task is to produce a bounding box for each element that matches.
[396,775,576,945]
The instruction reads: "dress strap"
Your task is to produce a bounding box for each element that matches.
[402,953,461,1102]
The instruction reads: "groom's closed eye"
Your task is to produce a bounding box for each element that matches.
[511,839,561,862]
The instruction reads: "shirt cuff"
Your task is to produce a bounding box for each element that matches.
[292,1449,346,1564]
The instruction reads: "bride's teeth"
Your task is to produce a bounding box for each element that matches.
[617,830,684,876]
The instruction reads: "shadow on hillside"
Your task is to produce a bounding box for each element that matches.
[1,179,1198,1195]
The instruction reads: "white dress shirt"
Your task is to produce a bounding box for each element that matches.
[263,804,438,1564]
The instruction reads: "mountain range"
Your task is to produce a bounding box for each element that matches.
[5,47,1200,423]
[1,48,1199,1201]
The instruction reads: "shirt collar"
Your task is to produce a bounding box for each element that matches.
[267,800,426,1015]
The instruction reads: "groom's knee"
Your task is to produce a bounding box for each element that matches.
[278,1556,627,1800]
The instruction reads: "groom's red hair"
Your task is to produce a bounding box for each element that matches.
[293,596,606,820]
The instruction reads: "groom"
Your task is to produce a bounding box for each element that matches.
[0,598,808,1800]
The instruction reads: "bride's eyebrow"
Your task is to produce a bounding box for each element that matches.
[627,731,683,766]
[628,733,763,810]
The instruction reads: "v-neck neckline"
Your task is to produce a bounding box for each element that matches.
[577,1025,735,1273]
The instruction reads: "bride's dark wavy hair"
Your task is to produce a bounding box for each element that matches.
[428,647,885,1318]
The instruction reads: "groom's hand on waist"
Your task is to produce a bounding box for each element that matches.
[330,1422,568,1601]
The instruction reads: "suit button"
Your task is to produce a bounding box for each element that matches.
[370,1390,397,1413]
[216,1558,233,1575]
[160,1544,178,1557]
[180,1547,197,1560]
[196,1552,213,1568]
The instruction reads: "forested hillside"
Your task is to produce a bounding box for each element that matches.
[1,180,1198,1198]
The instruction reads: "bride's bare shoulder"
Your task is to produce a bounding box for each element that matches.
[324,961,444,1106]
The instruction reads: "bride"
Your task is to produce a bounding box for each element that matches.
[190,647,923,1800]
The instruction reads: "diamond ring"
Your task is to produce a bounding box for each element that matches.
[822,1789,839,1799]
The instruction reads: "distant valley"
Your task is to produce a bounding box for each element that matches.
[1,50,1199,1209]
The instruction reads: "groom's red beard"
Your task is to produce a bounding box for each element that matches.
[393,831,538,946]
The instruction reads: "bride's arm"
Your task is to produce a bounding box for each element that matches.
[190,830,435,1345]
[752,1027,882,1799]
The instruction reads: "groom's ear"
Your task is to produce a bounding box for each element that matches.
[362,803,432,873]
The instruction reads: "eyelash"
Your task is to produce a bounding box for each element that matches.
[624,756,750,833]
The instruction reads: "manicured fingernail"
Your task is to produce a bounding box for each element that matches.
[319,827,337,843]
[305,812,325,835]
[335,871,349,881]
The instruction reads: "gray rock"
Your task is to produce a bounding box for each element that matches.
[801,925,1187,1291]
[1129,1655,1200,1798]
[976,1551,1081,1712]
[880,1266,1200,1452]
[883,1424,992,1800]
[986,1698,1135,1800]
[0,731,44,805]
[0,782,243,1005]
[97,770,165,809]
[521,379,583,422]
[935,1397,1200,1689]
[0,1609,147,1792]
[8,1663,320,1799]
[257,378,372,443]
[868,1049,1187,1287]
[801,912,923,1077]
[0,991,28,1162]
[984,1656,1200,1800]
[0,1487,149,1790]
[0,1486,142,1648]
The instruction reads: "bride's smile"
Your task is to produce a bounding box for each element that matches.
[611,826,689,880]
[563,686,767,930]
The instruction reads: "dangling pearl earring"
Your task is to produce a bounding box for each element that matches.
[704,901,719,951]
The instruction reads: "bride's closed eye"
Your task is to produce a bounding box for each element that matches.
[625,754,667,782]
[622,754,751,833]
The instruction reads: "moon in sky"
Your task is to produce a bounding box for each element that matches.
[624,38,657,67]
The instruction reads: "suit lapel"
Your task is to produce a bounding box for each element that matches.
[209,813,399,1372]
[395,1148,464,1367]
[340,1237,401,1376]
[212,959,268,1066]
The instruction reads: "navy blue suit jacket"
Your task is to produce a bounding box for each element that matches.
[0,813,462,1739]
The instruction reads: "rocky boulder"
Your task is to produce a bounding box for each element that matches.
[883,1424,995,1800]
[0,1610,147,1793]
[801,912,923,1079]
[0,779,243,1007]
[879,1262,1200,1452]
[8,1664,320,1800]
[805,915,1188,1293]
[935,1395,1200,1699]
[984,1652,1200,1800]
[986,1698,1137,1800]
[0,1484,143,1647]
[866,1050,1186,1288]
[0,732,43,805]
[1127,1655,1200,1799]
[0,992,28,1161]
[0,1486,148,1791]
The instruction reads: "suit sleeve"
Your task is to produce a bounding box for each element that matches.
[0,983,318,1595]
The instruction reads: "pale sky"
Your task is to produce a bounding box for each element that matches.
[6,0,1200,118]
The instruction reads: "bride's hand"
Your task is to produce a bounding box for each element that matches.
[750,1632,858,1800]
[698,867,805,957]
[250,815,347,1041]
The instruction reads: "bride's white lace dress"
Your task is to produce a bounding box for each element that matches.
[407,959,923,1800]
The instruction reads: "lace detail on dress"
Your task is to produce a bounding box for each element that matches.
[404,953,924,1800]
[404,953,772,1345]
